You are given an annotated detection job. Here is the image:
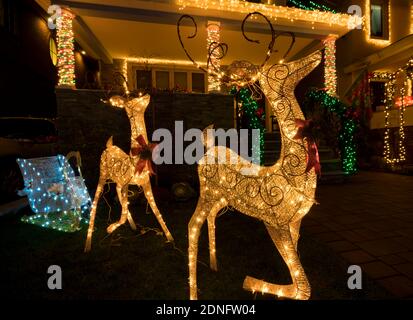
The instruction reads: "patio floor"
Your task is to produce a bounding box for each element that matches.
[303,171,413,298]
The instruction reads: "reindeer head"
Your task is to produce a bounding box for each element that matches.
[178,12,295,92]
[109,94,151,117]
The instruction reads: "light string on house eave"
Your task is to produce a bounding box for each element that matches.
[372,58,413,165]
[177,0,362,29]
[411,2,413,34]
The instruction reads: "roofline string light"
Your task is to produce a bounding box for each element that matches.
[56,9,76,87]
[411,2,413,34]
[177,0,362,29]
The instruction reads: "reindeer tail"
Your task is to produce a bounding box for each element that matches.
[106,136,113,148]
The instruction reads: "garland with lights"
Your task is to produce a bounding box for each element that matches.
[230,87,265,164]
[305,90,357,174]
[372,58,413,165]
[56,10,76,87]
[287,0,336,13]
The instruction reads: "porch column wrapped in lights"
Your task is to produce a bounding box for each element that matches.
[207,21,221,92]
[323,36,337,96]
[57,9,76,87]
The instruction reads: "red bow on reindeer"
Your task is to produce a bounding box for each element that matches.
[130,135,158,176]
[294,119,321,176]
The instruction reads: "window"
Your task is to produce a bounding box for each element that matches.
[192,73,205,93]
[371,4,383,37]
[136,70,152,91]
[369,0,389,40]
[174,72,187,92]
[155,71,170,90]
[133,66,206,93]
[49,37,57,66]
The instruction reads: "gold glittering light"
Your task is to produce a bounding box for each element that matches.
[188,51,322,300]
[56,9,76,86]
[323,36,337,96]
[207,21,221,92]
[177,0,362,29]
[374,58,413,165]
[84,95,174,252]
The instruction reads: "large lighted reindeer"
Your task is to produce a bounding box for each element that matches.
[178,13,321,300]
[84,94,174,252]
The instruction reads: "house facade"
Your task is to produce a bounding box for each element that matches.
[33,0,359,128]
[335,0,413,167]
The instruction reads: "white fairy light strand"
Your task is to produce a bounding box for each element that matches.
[177,0,362,29]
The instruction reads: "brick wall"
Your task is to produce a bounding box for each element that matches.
[55,88,234,190]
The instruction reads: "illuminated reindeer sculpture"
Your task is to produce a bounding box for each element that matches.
[84,94,174,252]
[178,13,321,299]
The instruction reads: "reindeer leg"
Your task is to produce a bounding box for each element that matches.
[84,179,105,252]
[142,181,173,242]
[188,198,210,300]
[107,185,129,234]
[243,224,311,300]
[127,210,137,231]
[290,220,302,251]
[207,200,226,271]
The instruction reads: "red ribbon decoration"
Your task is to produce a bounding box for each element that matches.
[130,135,158,176]
[294,119,321,176]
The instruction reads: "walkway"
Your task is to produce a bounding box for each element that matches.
[303,171,413,298]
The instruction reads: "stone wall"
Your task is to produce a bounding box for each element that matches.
[55,89,234,191]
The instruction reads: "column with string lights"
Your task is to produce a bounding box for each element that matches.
[207,21,221,92]
[56,8,76,87]
[323,36,337,96]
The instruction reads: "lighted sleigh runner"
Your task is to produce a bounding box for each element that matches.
[178,13,322,300]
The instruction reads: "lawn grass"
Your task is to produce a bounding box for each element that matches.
[0,188,392,300]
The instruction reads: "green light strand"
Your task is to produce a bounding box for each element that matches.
[306,90,357,174]
[231,87,266,165]
[287,0,336,13]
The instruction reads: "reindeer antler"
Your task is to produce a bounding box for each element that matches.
[177,15,208,73]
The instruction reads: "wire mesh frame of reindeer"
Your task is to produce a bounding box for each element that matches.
[84,94,174,252]
[178,12,321,300]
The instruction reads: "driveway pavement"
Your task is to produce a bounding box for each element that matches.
[303,171,413,298]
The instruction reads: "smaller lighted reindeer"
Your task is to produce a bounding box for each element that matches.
[84,94,174,252]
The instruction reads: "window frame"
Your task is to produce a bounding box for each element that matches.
[130,64,207,94]
[367,0,390,43]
